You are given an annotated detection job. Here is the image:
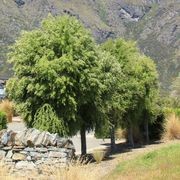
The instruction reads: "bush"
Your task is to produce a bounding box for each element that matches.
[33,104,66,136]
[162,113,180,140]
[0,111,7,130]
[92,149,105,163]
[0,100,14,123]
[115,128,126,140]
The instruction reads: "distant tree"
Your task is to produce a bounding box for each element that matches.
[171,74,180,100]
[101,39,159,148]
[6,15,103,155]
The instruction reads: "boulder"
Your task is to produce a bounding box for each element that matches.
[15,161,36,170]
[12,153,27,161]
[48,151,67,158]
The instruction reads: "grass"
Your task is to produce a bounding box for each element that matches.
[162,113,180,140]
[0,100,14,123]
[106,143,180,180]
[92,149,105,164]
[0,158,98,180]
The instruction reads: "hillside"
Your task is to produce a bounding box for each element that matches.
[0,0,179,91]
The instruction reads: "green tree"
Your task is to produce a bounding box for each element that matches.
[171,74,180,101]
[101,38,159,148]
[6,15,102,155]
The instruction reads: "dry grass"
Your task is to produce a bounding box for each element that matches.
[0,99,14,122]
[162,113,180,140]
[92,149,106,164]
[53,163,97,180]
[107,143,180,180]
[115,128,126,140]
[0,158,98,180]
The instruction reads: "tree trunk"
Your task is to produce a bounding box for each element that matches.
[144,117,149,144]
[128,123,134,148]
[110,125,116,153]
[80,125,87,155]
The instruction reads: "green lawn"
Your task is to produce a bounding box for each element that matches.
[106,143,180,180]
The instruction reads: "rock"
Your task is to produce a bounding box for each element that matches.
[19,151,28,155]
[42,132,51,146]
[12,153,27,161]
[12,148,23,152]
[25,129,41,146]
[49,133,59,146]
[0,150,6,159]
[34,131,46,147]
[15,161,36,170]
[1,131,10,145]
[36,148,48,153]
[24,147,36,152]
[30,152,43,160]
[26,156,31,161]
[48,151,67,158]
[13,145,25,149]
[2,146,12,151]
[6,150,13,158]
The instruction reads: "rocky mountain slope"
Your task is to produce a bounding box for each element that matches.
[0,0,179,91]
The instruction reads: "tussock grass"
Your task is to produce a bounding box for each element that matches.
[162,113,180,140]
[92,149,105,164]
[115,128,126,140]
[0,100,14,123]
[106,143,180,180]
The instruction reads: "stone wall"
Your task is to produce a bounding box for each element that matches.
[0,129,75,175]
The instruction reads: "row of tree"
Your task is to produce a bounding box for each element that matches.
[6,15,160,155]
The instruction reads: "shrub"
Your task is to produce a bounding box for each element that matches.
[0,100,14,123]
[115,128,126,140]
[92,149,105,163]
[0,111,7,130]
[162,113,180,140]
[33,104,66,136]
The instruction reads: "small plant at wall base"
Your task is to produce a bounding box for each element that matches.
[92,149,106,163]
[0,100,14,123]
[33,104,67,136]
[0,111,7,130]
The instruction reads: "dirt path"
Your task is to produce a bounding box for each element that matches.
[89,140,180,179]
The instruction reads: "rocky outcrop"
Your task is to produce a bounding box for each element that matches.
[0,129,75,175]
[0,0,179,90]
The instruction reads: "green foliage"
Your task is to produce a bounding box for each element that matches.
[100,38,160,144]
[6,15,102,136]
[33,104,66,136]
[0,111,7,130]
[171,73,180,101]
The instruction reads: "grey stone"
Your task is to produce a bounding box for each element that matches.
[42,132,51,146]
[26,156,31,161]
[49,133,59,146]
[34,131,46,146]
[48,151,67,158]
[6,150,13,158]
[2,146,12,151]
[36,148,48,153]
[15,161,36,170]
[24,147,36,152]
[30,152,43,160]
[19,151,28,155]
[12,153,27,161]
[26,129,41,146]
[0,150,6,159]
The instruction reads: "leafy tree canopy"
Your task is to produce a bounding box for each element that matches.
[6,15,103,136]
